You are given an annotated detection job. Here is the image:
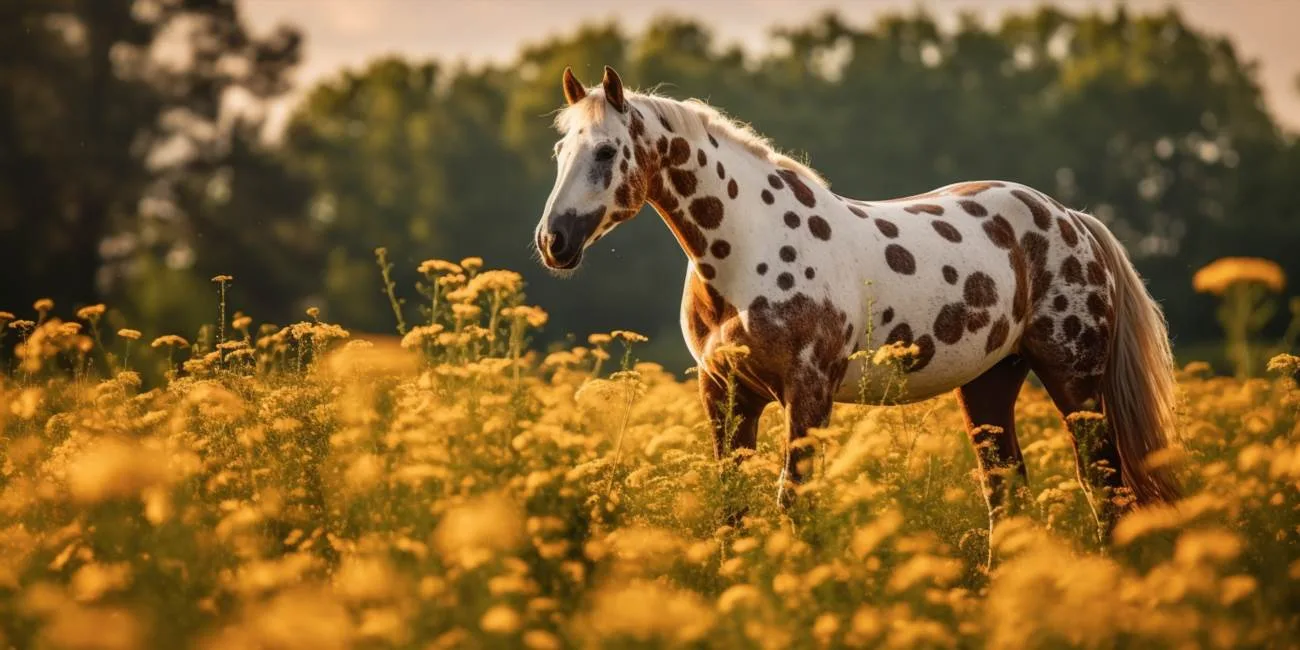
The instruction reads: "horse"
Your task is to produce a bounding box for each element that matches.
[533,65,1180,538]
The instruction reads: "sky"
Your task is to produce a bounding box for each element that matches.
[240,0,1300,131]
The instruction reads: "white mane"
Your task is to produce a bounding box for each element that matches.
[556,88,828,188]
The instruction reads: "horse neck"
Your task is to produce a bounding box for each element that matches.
[637,112,777,277]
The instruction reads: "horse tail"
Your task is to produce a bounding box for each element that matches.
[1076,211,1181,505]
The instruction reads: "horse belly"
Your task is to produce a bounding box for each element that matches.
[830,221,1025,404]
[834,346,1006,404]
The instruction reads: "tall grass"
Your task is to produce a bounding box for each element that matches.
[0,259,1298,649]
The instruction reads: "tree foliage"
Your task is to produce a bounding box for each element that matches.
[5,5,1299,367]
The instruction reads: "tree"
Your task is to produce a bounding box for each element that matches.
[0,0,308,330]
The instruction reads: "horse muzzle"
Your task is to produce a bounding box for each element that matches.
[537,206,605,271]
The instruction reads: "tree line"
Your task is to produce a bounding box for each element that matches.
[4,1,1298,368]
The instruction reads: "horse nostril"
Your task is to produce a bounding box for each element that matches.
[548,230,567,257]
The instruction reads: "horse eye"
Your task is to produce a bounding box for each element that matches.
[594,144,617,162]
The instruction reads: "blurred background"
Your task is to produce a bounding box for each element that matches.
[4,0,1299,373]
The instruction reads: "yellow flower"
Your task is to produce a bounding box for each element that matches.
[611,330,648,343]
[468,270,523,294]
[522,630,561,649]
[151,334,189,348]
[400,324,445,349]
[1267,353,1300,375]
[460,256,484,272]
[872,341,919,366]
[117,329,142,341]
[210,274,233,283]
[305,307,320,319]
[418,259,463,275]
[33,298,54,313]
[76,304,106,321]
[480,605,522,634]
[1192,256,1285,295]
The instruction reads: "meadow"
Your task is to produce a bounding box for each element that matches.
[1,257,1298,650]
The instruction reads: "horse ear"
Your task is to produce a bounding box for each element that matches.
[602,65,627,113]
[562,66,586,106]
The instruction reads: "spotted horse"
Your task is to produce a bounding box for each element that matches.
[534,66,1180,539]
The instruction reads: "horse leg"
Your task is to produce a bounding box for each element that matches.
[955,355,1032,535]
[777,378,834,509]
[699,371,768,461]
[1028,358,1125,541]
[700,372,769,525]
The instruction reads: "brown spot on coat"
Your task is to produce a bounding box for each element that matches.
[966,309,991,333]
[985,317,1010,353]
[982,215,1016,249]
[942,266,958,284]
[1053,295,1069,311]
[958,200,988,217]
[716,161,725,179]
[779,245,797,262]
[964,272,998,307]
[910,335,936,372]
[881,307,895,324]
[668,168,698,197]
[805,267,816,279]
[777,272,795,290]
[848,205,868,219]
[1063,315,1082,338]
[761,189,774,204]
[934,303,968,344]
[768,174,784,189]
[727,179,738,199]
[905,203,945,215]
[697,149,707,166]
[756,263,768,275]
[664,214,708,257]
[1086,292,1109,319]
[1011,248,1029,322]
[808,215,832,240]
[1086,261,1107,286]
[949,181,1005,196]
[666,138,692,167]
[885,244,916,275]
[783,212,801,228]
[1057,217,1079,247]
[886,323,913,346]
[615,183,632,208]
[1029,316,1054,341]
[710,240,731,259]
[932,221,962,242]
[1061,256,1085,285]
[699,262,716,280]
[1012,189,1053,230]
[708,133,718,147]
[874,219,899,238]
[689,196,725,229]
[777,169,817,208]
[1022,232,1053,303]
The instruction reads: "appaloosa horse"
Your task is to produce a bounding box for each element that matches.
[534,66,1179,536]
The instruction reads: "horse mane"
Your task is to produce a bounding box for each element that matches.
[556,88,828,188]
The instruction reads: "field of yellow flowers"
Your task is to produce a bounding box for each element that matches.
[2,257,1299,650]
